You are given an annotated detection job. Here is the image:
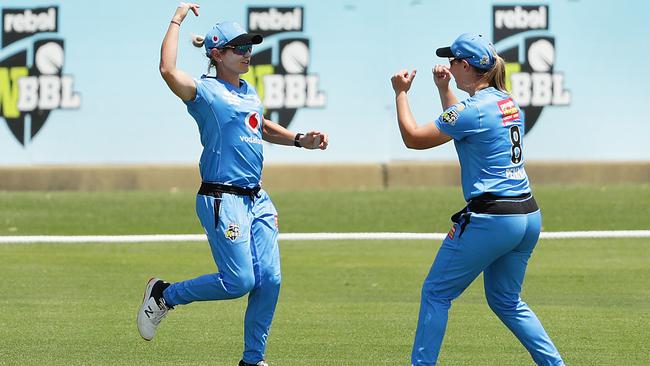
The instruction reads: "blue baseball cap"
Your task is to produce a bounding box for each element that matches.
[436,33,496,70]
[203,21,263,55]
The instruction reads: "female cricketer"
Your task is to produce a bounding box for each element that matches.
[390,33,565,365]
[136,3,328,366]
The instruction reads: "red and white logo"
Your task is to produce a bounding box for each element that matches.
[212,35,219,42]
[497,98,520,125]
[245,111,260,132]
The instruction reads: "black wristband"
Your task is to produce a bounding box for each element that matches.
[294,133,303,148]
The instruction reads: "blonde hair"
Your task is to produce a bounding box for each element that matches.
[475,54,508,93]
[191,34,218,74]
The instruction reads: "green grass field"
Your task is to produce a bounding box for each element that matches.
[1,184,649,365]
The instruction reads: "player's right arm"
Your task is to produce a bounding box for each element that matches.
[160,3,200,102]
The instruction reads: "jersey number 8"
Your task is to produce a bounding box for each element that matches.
[509,126,522,164]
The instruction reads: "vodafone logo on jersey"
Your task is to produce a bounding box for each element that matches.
[239,111,263,145]
[245,111,260,132]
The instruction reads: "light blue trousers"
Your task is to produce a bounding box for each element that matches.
[411,211,564,366]
[163,189,281,364]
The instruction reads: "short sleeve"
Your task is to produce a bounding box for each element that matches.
[183,78,208,107]
[434,102,482,140]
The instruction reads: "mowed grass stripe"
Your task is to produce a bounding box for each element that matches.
[1,184,648,364]
[0,238,648,365]
[1,184,649,236]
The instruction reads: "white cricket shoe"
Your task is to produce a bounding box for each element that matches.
[137,277,172,341]
[239,360,269,366]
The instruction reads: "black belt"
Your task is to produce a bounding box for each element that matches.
[198,182,261,200]
[467,192,538,215]
[451,193,539,238]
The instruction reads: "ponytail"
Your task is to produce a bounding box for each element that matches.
[475,54,508,93]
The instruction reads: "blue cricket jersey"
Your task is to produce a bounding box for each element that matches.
[185,76,264,188]
[434,87,530,201]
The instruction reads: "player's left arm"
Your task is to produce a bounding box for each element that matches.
[262,118,328,150]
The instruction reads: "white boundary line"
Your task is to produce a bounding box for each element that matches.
[0,231,649,244]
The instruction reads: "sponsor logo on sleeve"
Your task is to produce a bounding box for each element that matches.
[497,98,520,125]
[441,103,463,126]
[441,109,459,125]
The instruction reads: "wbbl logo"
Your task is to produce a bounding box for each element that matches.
[242,6,326,128]
[0,6,80,146]
[493,5,570,133]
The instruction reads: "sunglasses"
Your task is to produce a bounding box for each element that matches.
[448,57,469,65]
[221,44,253,56]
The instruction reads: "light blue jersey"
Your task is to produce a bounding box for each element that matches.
[166,75,282,364]
[185,76,264,188]
[414,87,564,366]
[435,87,529,201]
[413,34,564,366]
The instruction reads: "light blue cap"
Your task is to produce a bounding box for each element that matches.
[203,21,262,55]
[436,33,496,70]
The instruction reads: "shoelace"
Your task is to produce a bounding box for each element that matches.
[241,360,268,366]
[149,299,170,325]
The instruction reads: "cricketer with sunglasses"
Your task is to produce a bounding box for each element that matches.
[136,4,328,366]
[391,33,565,365]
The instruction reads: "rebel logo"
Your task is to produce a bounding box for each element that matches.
[248,7,303,37]
[242,6,326,129]
[245,111,260,132]
[0,6,81,146]
[494,6,547,40]
[2,7,57,47]
[492,5,570,133]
